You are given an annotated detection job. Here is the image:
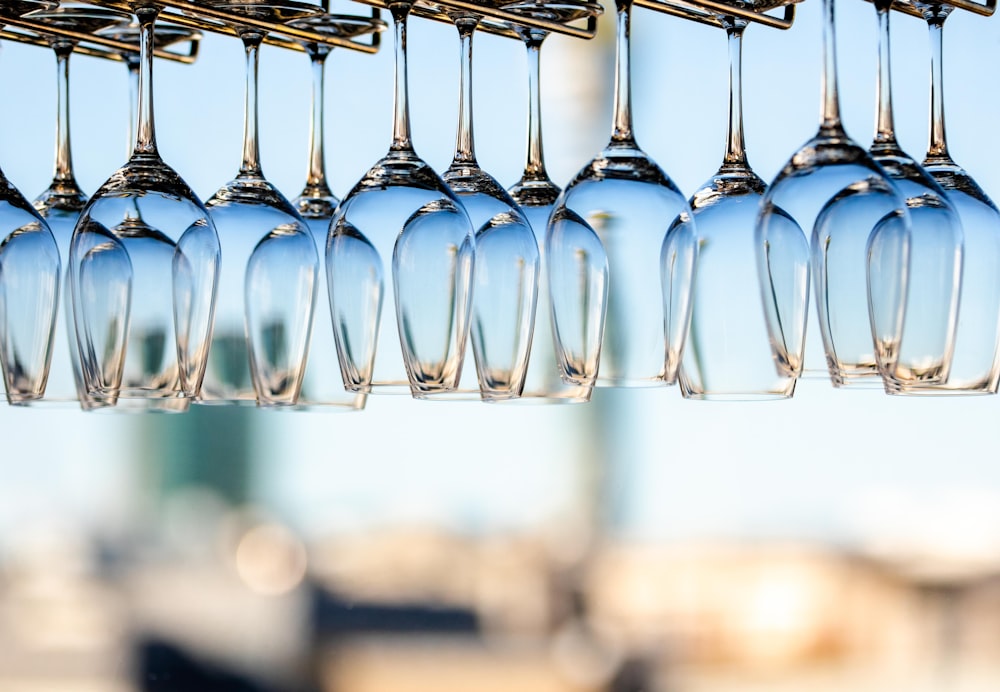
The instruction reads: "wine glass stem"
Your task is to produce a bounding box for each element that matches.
[126,58,140,158]
[390,2,414,153]
[722,24,748,170]
[134,6,159,156]
[874,4,897,147]
[926,12,951,163]
[52,42,76,184]
[611,0,635,145]
[820,0,843,134]
[522,35,548,180]
[305,51,331,193]
[453,18,478,165]
[240,32,264,178]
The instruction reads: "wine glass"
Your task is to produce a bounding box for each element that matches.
[287,13,385,411]
[889,1,1000,395]
[866,0,962,392]
[27,4,132,409]
[0,0,61,405]
[664,11,795,400]
[425,9,539,402]
[327,1,475,398]
[88,21,203,414]
[754,0,909,387]
[503,0,602,404]
[550,0,694,388]
[200,0,324,407]
[68,3,221,409]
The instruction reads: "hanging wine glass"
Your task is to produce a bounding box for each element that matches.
[68,2,221,410]
[286,13,385,411]
[423,9,539,402]
[85,21,203,414]
[327,1,475,398]
[754,0,909,387]
[866,0,962,392]
[0,0,62,406]
[200,0,324,407]
[502,0,602,404]
[550,0,694,388]
[664,11,795,400]
[888,1,1000,395]
[27,4,132,409]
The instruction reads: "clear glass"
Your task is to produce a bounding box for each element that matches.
[202,1,323,407]
[30,6,131,410]
[546,206,608,385]
[551,0,693,387]
[0,184,59,406]
[504,0,601,404]
[92,22,202,415]
[755,0,908,386]
[288,15,383,412]
[69,5,221,409]
[884,6,1000,395]
[667,20,793,400]
[0,0,61,405]
[867,0,963,392]
[428,14,538,402]
[327,1,475,397]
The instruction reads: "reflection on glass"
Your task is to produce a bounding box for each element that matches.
[202,1,323,407]
[288,14,382,412]
[885,3,1000,395]
[669,16,793,400]
[69,5,220,409]
[327,1,474,397]
[755,0,907,387]
[552,0,693,388]
[431,12,539,402]
[866,0,962,392]
[30,5,131,409]
[504,0,600,404]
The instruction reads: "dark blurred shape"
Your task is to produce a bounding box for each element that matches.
[311,586,480,638]
[137,638,307,692]
[608,656,655,692]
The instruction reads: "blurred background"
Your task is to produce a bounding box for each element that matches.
[3,0,1000,689]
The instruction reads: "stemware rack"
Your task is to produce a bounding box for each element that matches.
[0,0,997,411]
[0,0,817,68]
[8,0,993,66]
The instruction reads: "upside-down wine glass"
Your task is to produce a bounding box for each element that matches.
[664,11,794,399]
[69,2,221,409]
[550,0,693,388]
[93,21,203,414]
[431,10,539,402]
[892,1,1000,394]
[29,4,131,409]
[867,0,962,392]
[0,0,61,405]
[201,0,324,407]
[754,0,908,387]
[288,13,385,411]
[327,0,475,398]
[503,0,601,403]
